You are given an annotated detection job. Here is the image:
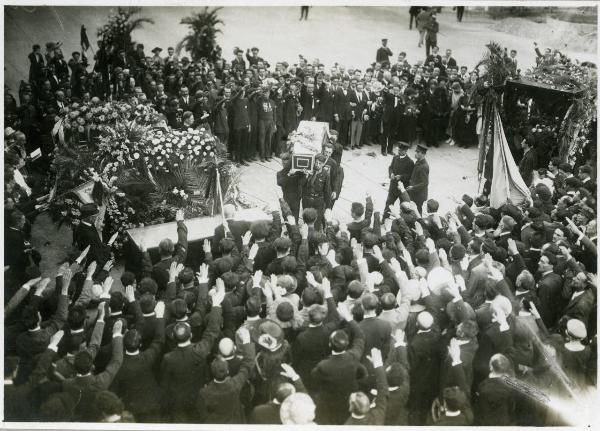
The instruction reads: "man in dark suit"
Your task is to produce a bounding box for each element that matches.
[407,144,430,215]
[315,78,335,126]
[74,203,111,269]
[151,209,188,293]
[578,165,596,195]
[347,193,374,240]
[300,82,319,121]
[5,210,31,286]
[178,86,193,112]
[277,157,303,221]
[381,84,404,155]
[333,78,353,147]
[376,38,393,65]
[229,83,251,164]
[535,252,565,329]
[349,81,368,149]
[27,44,45,84]
[196,327,255,423]
[408,311,442,425]
[311,304,367,425]
[561,273,595,325]
[518,138,538,187]
[384,141,414,219]
[111,301,165,423]
[51,49,70,83]
[160,287,224,423]
[475,354,519,425]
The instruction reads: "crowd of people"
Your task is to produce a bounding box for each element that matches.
[3,10,598,426]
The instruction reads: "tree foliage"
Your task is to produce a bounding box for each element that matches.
[176,7,223,62]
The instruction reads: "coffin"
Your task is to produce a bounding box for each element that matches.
[290,121,329,172]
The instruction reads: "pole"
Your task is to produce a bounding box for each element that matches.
[214,154,225,222]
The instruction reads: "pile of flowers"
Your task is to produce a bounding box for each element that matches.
[524,63,591,92]
[144,128,220,174]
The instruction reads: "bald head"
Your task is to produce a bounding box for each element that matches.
[223,204,236,219]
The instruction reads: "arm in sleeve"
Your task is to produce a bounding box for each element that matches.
[370,365,389,425]
[95,335,124,389]
[4,287,31,319]
[175,221,189,263]
[86,320,106,360]
[346,320,366,362]
[74,277,95,308]
[140,251,153,278]
[192,306,223,357]
[230,341,256,390]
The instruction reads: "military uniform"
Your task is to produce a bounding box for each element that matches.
[301,168,331,231]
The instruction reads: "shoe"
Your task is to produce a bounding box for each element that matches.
[448,139,455,146]
[382,151,387,156]
[241,161,249,166]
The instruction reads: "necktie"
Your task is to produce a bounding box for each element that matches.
[394,97,398,107]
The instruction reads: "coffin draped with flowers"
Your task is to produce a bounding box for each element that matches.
[289,121,329,172]
[49,100,238,254]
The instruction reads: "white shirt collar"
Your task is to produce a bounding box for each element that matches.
[445,410,461,417]
[572,290,584,299]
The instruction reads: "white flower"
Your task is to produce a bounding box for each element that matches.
[179,190,186,197]
[180,154,185,159]
[161,150,166,155]
[173,188,179,194]
[210,151,215,157]
[159,161,164,166]
[133,152,140,159]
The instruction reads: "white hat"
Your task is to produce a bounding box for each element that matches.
[566,319,587,340]
[417,311,434,329]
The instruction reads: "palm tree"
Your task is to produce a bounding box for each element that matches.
[97,7,154,52]
[177,7,223,62]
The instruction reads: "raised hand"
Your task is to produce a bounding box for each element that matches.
[389,257,403,275]
[324,208,333,223]
[352,242,363,261]
[107,231,119,246]
[372,244,384,262]
[392,328,405,344]
[337,302,353,322]
[102,276,114,296]
[197,263,209,284]
[97,301,106,321]
[23,276,42,290]
[86,261,97,278]
[305,271,317,287]
[300,223,309,240]
[61,268,73,295]
[507,238,518,256]
[252,270,263,288]
[236,327,251,344]
[413,221,424,237]
[155,301,166,319]
[286,215,296,226]
[248,243,259,260]
[76,245,91,265]
[103,259,114,273]
[125,285,136,303]
[438,248,448,262]
[242,231,252,247]
[448,338,461,364]
[321,276,332,298]
[203,239,212,254]
[280,363,300,381]
[210,278,226,306]
[326,249,338,267]
[112,319,123,336]
[34,278,51,296]
[366,348,383,368]
[169,261,184,282]
[384,218,393,233]
[175,209,185,222]
[49,330,65,350]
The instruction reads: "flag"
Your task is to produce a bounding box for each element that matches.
[488,106,531,208]
[80,25,90,52]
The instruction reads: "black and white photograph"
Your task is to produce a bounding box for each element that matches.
[2,2,598,427]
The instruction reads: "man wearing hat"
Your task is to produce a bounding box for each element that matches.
[246,47,264,67]
[406,144,430,216]
[376,38,393,66]
[384,141,414,219]
[578,165,596,195]
[28,44,46,84]
[300,154,332,231]
[74,203,111,268]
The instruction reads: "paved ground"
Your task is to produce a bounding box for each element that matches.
[6,6,594,286]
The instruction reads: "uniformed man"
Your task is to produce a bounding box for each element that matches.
[300,154,331,231]
[407,144,430,215]
[384,141,414,219]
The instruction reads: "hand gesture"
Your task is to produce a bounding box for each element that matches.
[454,274,466,291]
[448,338,461,363]
[392,328,405,344]
[286,215,296,226]
[197,263,209,284]
[280,363,300,381]
[236,327,251,344]
[102,276,114,295]
[300,223,309,240]
[203,239,211,254]
[248,243,259,260]
[61,268,73,295]
[23,276,42,290]
[86,261,97,278]
[326,249,338,267]
[169,261,184,282]
[155,301,166,319]
[207,275,225,303]
[366,348,383,368]
[507,238,518,256]
[107,231,119,246]
[383,218,393,233]
[372,245,384,262]
[97,301,106,321]
[175,209,185,222]
[49,330,65,350]
[425,238,436,253]
[305,271,317,287]
[321,276,332,298]
[529,301,541,319]
[76,245,91,265]
[324,208,333,223]
[242,231,252,246]
[438,248,447,262]
[413,221,424,237]
[139,237,147,253]
[388,204,400,219]
[112,319,123,336]
[103,259,114,273]
[125,285,136,303]
[352,242,363,260]
[559,245,571,260]
[34,278,51,296]
[337,302,353,322]
[252,270,263,288]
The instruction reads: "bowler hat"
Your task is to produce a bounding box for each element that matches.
[398,141,411,149]
[416,143,428,153]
